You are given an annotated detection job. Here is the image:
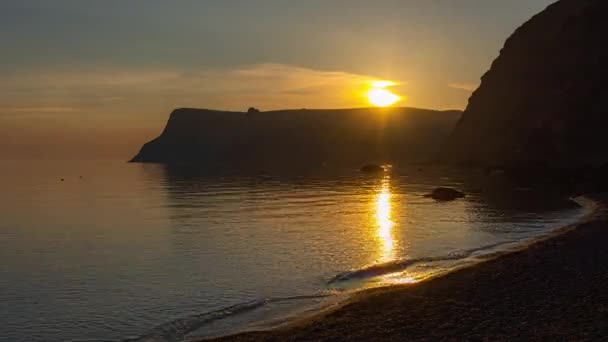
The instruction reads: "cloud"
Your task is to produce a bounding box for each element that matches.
[0,64,398,117]
[0,106,80,113]
[448,82,478,92]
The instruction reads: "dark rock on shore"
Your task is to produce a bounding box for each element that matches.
[425,187,466,201]
[478,162,608,196]
[445,0,608,168]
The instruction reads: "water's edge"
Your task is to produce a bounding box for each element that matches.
[118,196,601,342]
[220,196,602,340]
[248,195,604,337]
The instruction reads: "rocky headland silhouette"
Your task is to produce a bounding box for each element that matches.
[446,0,608,170]
[130,107,461,171]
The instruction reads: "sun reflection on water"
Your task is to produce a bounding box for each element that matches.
[382,274,417,285]
[376,175,395,262]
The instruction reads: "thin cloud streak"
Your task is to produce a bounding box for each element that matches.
[448,82,479,92]
[0,64,398,117]
[1,107,80,113]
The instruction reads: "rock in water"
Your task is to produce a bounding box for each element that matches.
[425,188,465,201]
[360,164,385,173]
[445,0,608,168]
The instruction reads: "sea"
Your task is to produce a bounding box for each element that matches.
[0,160,590,342]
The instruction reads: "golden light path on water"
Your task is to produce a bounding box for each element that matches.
[376,175,395,262]
[374,174,417,284]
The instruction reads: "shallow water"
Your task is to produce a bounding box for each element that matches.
[0,160,587,342]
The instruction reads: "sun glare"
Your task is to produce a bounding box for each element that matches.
[367,81,401,107]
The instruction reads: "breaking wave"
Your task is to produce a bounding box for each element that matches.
[327,241,516,284]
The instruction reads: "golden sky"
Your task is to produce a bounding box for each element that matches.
[0,0,556,159]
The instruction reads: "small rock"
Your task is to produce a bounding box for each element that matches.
[424,187,465,201]
[360,164,385,173]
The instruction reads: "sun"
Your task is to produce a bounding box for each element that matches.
[368,89,401,107]
[367,81,401,107]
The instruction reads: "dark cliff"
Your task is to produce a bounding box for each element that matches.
[130,107,461,170]
[446,0,608,167]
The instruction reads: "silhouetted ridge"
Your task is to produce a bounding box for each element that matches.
[446,0,608,167]
[131,107,461,170]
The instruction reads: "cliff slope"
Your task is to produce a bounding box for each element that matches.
[446,0,608,167]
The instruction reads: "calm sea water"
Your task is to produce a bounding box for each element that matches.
[0,160,587,342]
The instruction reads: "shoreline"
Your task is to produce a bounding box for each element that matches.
[201,194,608,341]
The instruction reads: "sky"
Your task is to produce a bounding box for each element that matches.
[0,0,556,159]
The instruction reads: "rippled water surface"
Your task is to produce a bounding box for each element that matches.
[0,160,587,342]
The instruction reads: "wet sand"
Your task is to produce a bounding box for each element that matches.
[205,195,608,341]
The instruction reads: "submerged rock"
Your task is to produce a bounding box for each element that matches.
[360,164,385,173]
[425,187,465,201]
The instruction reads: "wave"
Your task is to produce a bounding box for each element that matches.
[327,241,516,285]
[121,294,331,342]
